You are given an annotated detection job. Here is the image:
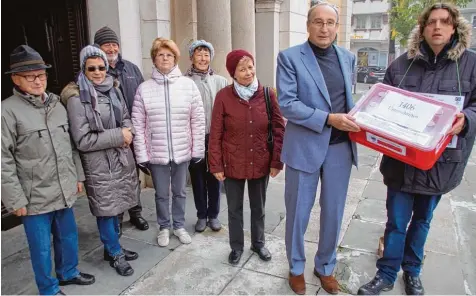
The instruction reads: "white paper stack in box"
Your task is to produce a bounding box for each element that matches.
[348,83,459,170]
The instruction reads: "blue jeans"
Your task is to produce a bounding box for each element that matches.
[96,216,122,257]
[22,208,80,295]
[376,189,441,283]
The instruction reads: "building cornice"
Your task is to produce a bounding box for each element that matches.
[255,0,283,13]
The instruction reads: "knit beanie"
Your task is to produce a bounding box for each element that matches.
[79,45,109,72]
[94,26,119,46]
[189,40,215,60]
[226,49,254,78]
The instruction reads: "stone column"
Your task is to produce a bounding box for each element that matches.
[255,0,283,87]
[87,0,144,75]
[230,0,256,56]
[118,0,143,72]
[197,0,232,78]
[279,0,308,51]
[172,0,198,72]
[139,0,172,79]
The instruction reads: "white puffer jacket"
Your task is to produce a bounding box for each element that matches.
[132,66,205,165]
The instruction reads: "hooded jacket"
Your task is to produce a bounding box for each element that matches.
[380,16,476,195]
[61,82,139,216]
[131,67,206,165]
[1,89,84,215]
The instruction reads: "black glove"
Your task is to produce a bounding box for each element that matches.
[138,162,151,176]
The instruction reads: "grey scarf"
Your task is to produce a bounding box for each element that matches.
[78,72,129,166]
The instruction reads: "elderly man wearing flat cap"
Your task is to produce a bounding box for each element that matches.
[1,45,95,295]
[94,26,149,234]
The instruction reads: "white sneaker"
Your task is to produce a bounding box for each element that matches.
[173,228,192,244]
[157,229,170,247]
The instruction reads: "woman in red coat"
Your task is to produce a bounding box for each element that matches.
[208,49,285,265]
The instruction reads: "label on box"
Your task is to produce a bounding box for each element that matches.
[420,93,463,149]
[374,91,441,132]
[366,132,407,156]
[355,112,431,146]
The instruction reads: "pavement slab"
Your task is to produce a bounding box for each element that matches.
[122,250,240,295]
[220,269,320,295]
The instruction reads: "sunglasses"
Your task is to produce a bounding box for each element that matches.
[86,66,107,72]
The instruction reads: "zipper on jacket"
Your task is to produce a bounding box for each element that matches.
[44,99,68,207]
[164,78,174,162]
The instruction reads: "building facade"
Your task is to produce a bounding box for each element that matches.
[2,0,353,95]
[350,0,393,68]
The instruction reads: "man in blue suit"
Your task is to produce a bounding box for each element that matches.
[276,2,360,295]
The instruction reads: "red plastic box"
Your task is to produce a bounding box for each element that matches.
[348,83,459,170]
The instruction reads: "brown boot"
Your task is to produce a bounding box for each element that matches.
[314,270,339,294]
[288,273,306,295]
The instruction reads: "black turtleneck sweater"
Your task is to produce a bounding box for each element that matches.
[308,40,348,144]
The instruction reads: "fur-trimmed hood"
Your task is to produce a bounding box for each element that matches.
[59,79,120,106]
[406,16,472,61]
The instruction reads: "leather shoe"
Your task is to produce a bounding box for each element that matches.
[228,250,243,265]
[314,270,339,294]
[288,273,306,295]
[130,216,149,230]
[357,274,394,295]
[251,246,272,261]
[56,291,66,295]
[110,254,134,276]
[59,272,95,286]
[403,272,424,295]
[104,248,139,261]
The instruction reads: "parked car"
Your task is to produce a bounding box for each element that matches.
[357,66,386,84]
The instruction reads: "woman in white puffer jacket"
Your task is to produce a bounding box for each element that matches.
[132,38,205,247]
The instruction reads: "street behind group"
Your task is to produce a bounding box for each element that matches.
[1,1,475,295]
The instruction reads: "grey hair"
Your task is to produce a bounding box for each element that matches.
[307,1,339,24]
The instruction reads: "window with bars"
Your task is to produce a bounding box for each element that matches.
[355,15,367,29]
[370,15,382,29]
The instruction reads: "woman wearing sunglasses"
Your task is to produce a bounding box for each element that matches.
[61,45,139,277]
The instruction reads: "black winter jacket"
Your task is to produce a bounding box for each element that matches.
[108,55,144,115]
[380,17,476,195]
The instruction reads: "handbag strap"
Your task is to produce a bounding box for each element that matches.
[264,87,273,141]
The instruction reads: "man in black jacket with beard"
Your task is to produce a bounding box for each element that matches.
[358,3,476,295]
[94,26,149,234]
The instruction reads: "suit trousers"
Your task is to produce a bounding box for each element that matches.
[285,140,353,276]
[224,175,269,251]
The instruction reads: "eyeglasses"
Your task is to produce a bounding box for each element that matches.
[156,53,175,59]
[426,17,453,27]
[311,20,338,28]
[87,66,107,72]
[15,73,48,82]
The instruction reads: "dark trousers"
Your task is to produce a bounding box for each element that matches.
[96,216,122,257]
[189,159,221,219]
[118,168,143,223]
[377,188,441,283]
[224,175,268,251]
[22,208,80,295]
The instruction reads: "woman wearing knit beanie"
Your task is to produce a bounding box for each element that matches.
[131,38,206,248]
[185,40,228,233]
[208,49,285,265]
[60,45,139,277]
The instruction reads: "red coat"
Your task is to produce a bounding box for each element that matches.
[208,84,285,180]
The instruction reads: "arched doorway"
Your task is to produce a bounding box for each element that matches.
[357,47,379,67]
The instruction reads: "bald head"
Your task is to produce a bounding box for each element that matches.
[307,3,339,25]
